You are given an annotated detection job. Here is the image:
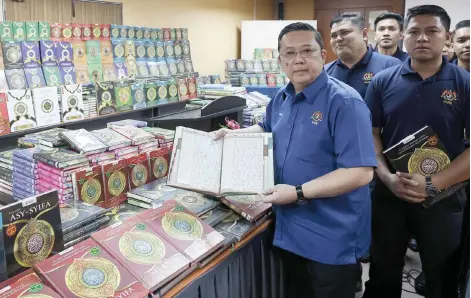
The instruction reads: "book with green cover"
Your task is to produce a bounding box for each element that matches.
[114,80,132,111]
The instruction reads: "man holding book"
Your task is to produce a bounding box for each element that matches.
[363,5,469,298]
[216,22,376,298]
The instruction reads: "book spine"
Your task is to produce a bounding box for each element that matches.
[220,197,254,222]
[64,216,109,242]
[33,155,59,168]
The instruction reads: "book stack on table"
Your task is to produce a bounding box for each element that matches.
[0,150,13,196]
[141,126,175,148]
[12,148,41,200]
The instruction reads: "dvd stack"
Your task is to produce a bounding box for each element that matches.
[0,150,13,196]
[141,127,175,148]
[82,83,97,118]
[12,148,41,200]
[60,201,110,248]
[33,149,89,204]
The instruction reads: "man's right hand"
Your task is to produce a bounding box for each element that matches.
[384,173,427,203]
[213,128,231,140]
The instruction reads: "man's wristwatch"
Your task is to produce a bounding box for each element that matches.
[425,175,440,197]
[295,185,306,202]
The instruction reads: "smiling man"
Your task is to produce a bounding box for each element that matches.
[374,12,409,61]
[452,20,470,71]
[362,5,470,298]
[325,14,401,98]
[216,22,376,298]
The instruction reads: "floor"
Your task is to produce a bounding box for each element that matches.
[356,249,423,298]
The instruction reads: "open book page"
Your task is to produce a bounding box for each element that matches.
[220,133,274,194]
[168,127,223,195]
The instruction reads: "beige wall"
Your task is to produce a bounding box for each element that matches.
[107,0,275,77]
[284,0,315,20]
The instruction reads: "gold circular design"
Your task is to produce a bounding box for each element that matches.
[60,207,80,223]
[119,231,165,264]
[189,82,196,94]
[137,46,146,58]
[93,27,101,38]
[108,171,126,197]
[147,46,156,58]
[157,46,165,58]
[158,86,168,99]
[166,45,174,57]
[131,164,148,187]
[65,258,120,298]
[161,212,203,241]
[112,28,120,38]
[118,88,130,104]
[169,84,178,98]
[81,178,102,204]
[408,148,450,175]
[147,87,157,102]
[14,219,55,268]
[153,157,168,178]
[114,45,124,58]
[134,89,145,103]
[83,27,91,37]
[179,83,188,96]
[174,45,182,57]
[128,28,135,39]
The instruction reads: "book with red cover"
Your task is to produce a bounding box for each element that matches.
[0,93,10,136]
[0,270,61,297]
[34,238,149,298]
[102,159,129,208]
[221,195,271,222]
[148,147,171,182]
[71,165,106,208]
[137,200,224,264]
[92,216,190,291]
[127,153,150,189]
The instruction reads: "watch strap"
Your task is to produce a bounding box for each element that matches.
[296,185,305,200]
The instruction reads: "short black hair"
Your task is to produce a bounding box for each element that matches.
[455,20,470,31]
[278,22,324,50]
[330,14,365,30]
[374,12,404,31]
[405,5,451,32]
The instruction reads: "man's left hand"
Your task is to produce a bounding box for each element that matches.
[262,184,298,205]
[396,172,427,197]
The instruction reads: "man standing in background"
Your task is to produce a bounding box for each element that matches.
[374,12,409,61]
[362,5,469,298]
[452,20,470,71]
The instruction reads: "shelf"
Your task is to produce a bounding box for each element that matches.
[0,100,187,140]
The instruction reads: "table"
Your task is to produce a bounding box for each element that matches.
[162,220,286,298]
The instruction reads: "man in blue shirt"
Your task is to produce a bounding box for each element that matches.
[215,22,377,298]
[374,12,410,61]
[452,20,470,72]
[362,5,470,298]
[325,14,401,99]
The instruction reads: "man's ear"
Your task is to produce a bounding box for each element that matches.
[321,49,327,64]
[362,28,369,43]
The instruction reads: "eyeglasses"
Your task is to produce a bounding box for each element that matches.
[280,48,316,60]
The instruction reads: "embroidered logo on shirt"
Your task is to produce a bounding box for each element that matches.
[441,90,457,104]
[311,111,323,125]
[363,72,374,84]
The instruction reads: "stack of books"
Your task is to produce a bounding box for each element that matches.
[33,148,89,204]
[109,124,156,156]
[21,128,69,149]
[0,150,13,196]
[59,129,107,155]
[82,83,97,118]
[12,148,39,200]
[141,127,175,148]
[59,201,110,249]
[107,119,148,128]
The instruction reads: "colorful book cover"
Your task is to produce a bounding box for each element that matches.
[85,40,101,64]
[61,84,85,122]
[131,83,146,109]
[24,67,46,89]
[6,89,36,132]
[71,41,86,66]
[31,86,61,127]
[42,65,63,87]
[101,40,113,64]
[59,65,76,85]
[87,63,103,83]
[55,41,73,67]
[0,22,13,43]
[38,22,50,41]
[137,200,224,263]
[221,195,271,222]
[127,153,151,189]
[59,129,107,155]
[114,80,132,111]
[1,191,64,277]
[39,41,57,66]
[91,128,132,150]
[12,22,25,42]
[4,69,27,90]
[20,41,40,68]
[71,165,106,207]
[102,159,129,208]
[148,147,171,181]
[0,271,62,297]
[33,148,88,169]
[92,216,190,291]
[96,81,117,115]
[34,238,148,298]
[0,93,10,136]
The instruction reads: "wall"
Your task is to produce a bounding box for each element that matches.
[404,0,470,30]
[284,0,315,20]
[107,0,275,76]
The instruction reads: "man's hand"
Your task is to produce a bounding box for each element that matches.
[384,173,426,203]
[262,184,297,205]
[397,172,427,196]
[213,128,231,140]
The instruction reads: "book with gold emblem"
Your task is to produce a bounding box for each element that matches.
[0,270,62,297]
[61,84,85,122]
[137,200,224,264]
[24,67,46,89]
[105,203,145,226]
[113,80,132,111]
[96,81,117,115]
[91,216,190,291]
[2,42,23,69]
[147,147,171,181]
[5,69,28,90]
[102,159,130,208]
[71,165,106,208]
[31,87,61,127]
[6,89,36,132]
[127,153,151,190]
[34,238,148,298]
[1,191,64,277]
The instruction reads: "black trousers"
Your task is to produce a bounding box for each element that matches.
[363,180,466,298]
[280,248,358,298]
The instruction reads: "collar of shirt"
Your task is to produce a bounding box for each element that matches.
[283,70,329,104]
[400,55,454,80]
[335,46,373,70]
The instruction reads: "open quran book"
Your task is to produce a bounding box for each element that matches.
[168,127,274,196]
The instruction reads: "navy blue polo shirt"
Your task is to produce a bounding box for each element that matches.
[325,47,402,98]
[258,71,377,265]
[374,46,409,62]
[365,56,470,160]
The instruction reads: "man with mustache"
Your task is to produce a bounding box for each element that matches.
[362,5,469,298]
[374,12,409,61]
[452,20,470,72]
[325,14,401,99]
